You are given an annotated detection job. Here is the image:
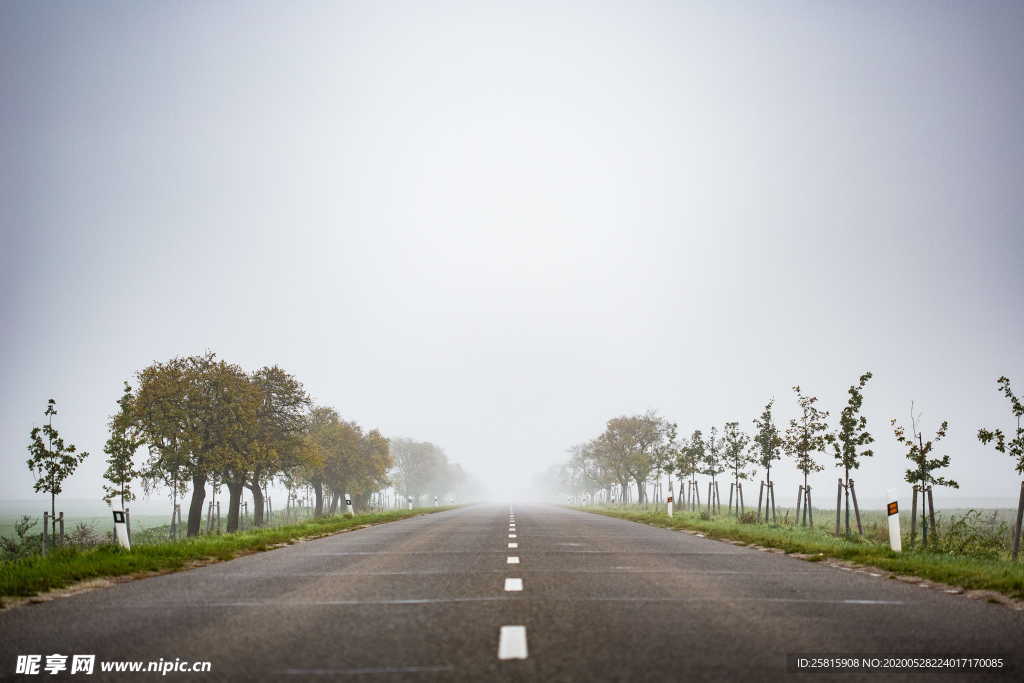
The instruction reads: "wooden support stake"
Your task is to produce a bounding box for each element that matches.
[795,486,803,526]
[42,511,48,556]
[738,482,745,517]
[835,479,842,535]
[806,486,814,527]
[1012,481,1024,561]
[921,487,928,548]
[910,485,919,548]
[769,482,777,524]
[58,512,64,547]
[728,482,735,515]
[758,482,765,522]
[927,486,938,543]
[849,479,863,535]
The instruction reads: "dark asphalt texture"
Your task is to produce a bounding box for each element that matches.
[1,504,1022,682]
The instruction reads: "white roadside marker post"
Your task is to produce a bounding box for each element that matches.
[112,510,131,550]
[407,496,413,511]
[345,494,355,517]
[434,496,438,507]
[666,494,674,517]
[886,489,902,552]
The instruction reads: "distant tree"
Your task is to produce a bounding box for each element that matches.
[700,427,725,508]
[390,438,448,504]
[567,441,612,502]
[655,422,679,504]
[683,430,705,500]
[829,372,874,535]
[352,429,393,509]
[603,413,670,504]
[303,406,342,516]
[665,433,691,500]
[26,399,89,539]
[784,386,830,492]
[978,376,1024,474]
[590,433,631,502]
[751,400,783,488]
[102,383,144,510]
[721,421,753,512]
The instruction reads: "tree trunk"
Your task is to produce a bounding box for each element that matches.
[187,474,207,537]
[226,481,244,532]
[313,483,324,517]
[248,481,265,527]
[634,477,646,504]
[329,491,340,515]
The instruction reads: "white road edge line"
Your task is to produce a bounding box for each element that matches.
[504,578,523,592]
[498,625,528,660]
[507,556,520,564]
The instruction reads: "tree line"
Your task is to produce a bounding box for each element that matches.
[554,374,1024,550]
[27,352,472,540]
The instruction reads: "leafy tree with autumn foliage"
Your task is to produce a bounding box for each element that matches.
[246,366,311,525]
[132,353,260,536]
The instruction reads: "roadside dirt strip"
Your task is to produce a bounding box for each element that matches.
[2,504,1021,680]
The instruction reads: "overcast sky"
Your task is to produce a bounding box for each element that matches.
[2,0,1022,511]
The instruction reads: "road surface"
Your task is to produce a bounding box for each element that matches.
[2,504,1022,680]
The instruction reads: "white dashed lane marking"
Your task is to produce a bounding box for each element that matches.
[498,626,528,660]
[508,542,518,548]
[504,578,523,592]
[507,556,519,564]
[508,534,517,538]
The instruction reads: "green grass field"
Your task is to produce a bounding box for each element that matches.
[0,514,171,543]
[0,507,454,603]
[577,506,1024,600]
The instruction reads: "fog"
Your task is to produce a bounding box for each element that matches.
[2,0,1022,511]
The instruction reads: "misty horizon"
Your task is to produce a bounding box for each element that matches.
[2,0,1022,512]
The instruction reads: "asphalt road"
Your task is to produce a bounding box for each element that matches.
[2,504,1022,681]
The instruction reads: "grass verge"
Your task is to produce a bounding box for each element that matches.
[0,507,454,603]
[576,506,1024,600]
